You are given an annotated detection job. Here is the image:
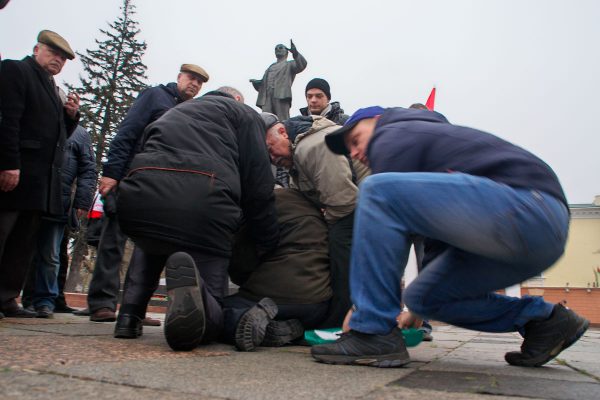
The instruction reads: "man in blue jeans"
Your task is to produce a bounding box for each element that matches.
[312,106,589,368]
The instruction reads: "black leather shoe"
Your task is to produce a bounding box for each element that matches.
[114,314,143,338]
[36,305,54,318]
[72,308,91,316]
[54,300,75,313]
[3,306,37,318]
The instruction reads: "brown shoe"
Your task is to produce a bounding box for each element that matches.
[143,316,161,326]
[90,308,116,322]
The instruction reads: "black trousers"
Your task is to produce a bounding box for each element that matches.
[0,210,41,310]
[86,212,128,312]
[119,244,227,343]
[221,294,329,344]
[317,211,354,329]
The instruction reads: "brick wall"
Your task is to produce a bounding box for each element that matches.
[522,287,600,326]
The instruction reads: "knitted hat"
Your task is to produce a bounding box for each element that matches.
[305,78,331,100]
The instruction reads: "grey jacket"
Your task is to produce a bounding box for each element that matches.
[290,117,362,223]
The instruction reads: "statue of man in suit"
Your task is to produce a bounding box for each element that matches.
[250,40,307,120]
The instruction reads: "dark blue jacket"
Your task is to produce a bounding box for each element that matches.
[45,125,97,222]
[102,82,183,180]
[368,108,567,206]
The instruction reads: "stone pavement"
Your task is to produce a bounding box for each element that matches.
[0,313,598,400]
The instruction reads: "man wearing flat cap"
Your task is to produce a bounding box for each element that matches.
[81,64,209,323]
[0,30,80,318]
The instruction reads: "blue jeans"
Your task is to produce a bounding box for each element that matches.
[349,173,569,335]
[32,220,66,310]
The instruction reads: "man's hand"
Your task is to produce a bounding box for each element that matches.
[342,307,353,333]
[0,169,20,192]
[64,92,80,119]
[98,176,118,197]
[287,39,297,56]
[396,310,423,329]
[76,208,86,218]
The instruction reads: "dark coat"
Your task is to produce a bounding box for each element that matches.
[299,101,349,125]
[230,188,332,304]
[368,107,567,206]
[0,56,78,214]
[44,125,97,223]
[102,82,183,181]
[117,92,279,257]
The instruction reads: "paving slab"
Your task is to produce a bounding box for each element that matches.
[1,315,598,399]
[390,370,600,400]
[0,370,218,400]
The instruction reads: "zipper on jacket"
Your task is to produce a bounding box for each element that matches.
[127,166,216,187]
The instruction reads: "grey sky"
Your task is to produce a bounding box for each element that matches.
[1,0,598,203]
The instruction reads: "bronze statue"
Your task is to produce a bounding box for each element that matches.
[250,40,307,120]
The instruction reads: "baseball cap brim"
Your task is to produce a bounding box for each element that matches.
[325,122,359,155]
[325,105,385,155]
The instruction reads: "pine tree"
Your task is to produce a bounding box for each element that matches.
[64,0,147,293]
[66,0,147,172]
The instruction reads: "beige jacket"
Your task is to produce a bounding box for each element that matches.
[290,116,369,223]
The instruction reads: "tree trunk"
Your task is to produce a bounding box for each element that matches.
[65,229,94,293]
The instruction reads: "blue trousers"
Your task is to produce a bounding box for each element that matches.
[349,173,569,335]
[32,220,66,310]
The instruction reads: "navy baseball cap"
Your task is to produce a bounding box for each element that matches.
[325,106,384,155]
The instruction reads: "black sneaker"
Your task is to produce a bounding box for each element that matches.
[235,298,278,352]
[505,303,589,367]
[35,305,54,319]
[164,252,206,351]
[262,319,304,347]
[311,328,411,368]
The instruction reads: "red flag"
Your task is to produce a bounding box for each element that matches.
[425,87,436,111]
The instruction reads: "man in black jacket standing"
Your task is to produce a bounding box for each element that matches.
[22,124,97,318]
[79,64,209,323]
[115,88,279,351]
[0,30,79,318]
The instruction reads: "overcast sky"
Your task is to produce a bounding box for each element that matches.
[1,0,598,203]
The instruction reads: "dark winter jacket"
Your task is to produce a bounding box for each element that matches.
[229,188,332,304]
[368,107,567,206]
[117,92,279,257]
[300,101,349,125]
[102,82,183,181]
[44,125,97,223]
[0,56,78,214]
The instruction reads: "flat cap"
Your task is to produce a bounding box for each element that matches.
[260,112,280,130]
[37,30,75,60]
[180,64,209,82]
